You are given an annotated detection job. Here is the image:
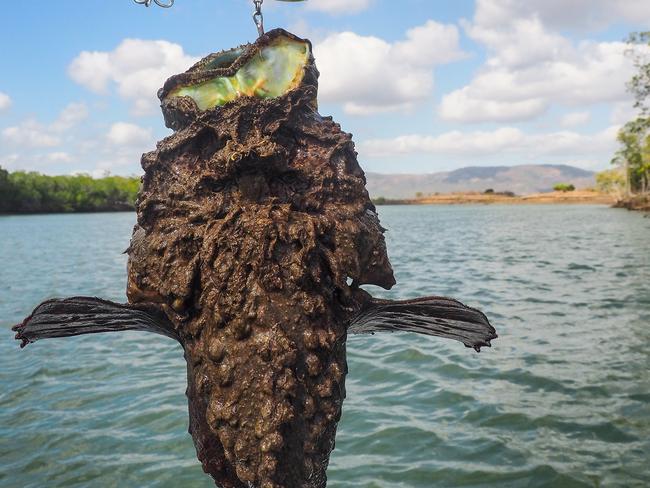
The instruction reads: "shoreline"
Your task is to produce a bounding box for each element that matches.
[374,190,617,206]
[2,193,647,214]
[613,194,650,212]
[0,209,134,217]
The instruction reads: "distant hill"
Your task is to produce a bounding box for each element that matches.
[365,164,596,199]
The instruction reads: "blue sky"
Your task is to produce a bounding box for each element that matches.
[1,0,649,176]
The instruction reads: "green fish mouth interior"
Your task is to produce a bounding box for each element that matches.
[167,36,310,110]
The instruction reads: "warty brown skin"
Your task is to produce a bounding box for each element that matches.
[12,30,496,488]
[127,71,395,486]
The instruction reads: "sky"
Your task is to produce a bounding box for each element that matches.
[1,0,650,176]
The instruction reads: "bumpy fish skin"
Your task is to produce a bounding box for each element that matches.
[126,29,394,488]
[12,29,496,488]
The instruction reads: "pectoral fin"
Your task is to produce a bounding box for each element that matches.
[12,297,180,348]
[348,296,497,352]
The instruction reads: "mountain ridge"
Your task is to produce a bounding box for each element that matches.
[365,164,596,199]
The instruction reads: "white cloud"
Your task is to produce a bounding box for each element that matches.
[363,128,526,156]
[466,14,572,68]
[0,92,11,112]
[439,3,637,123]
[2,120,61,148]
[107,122,152,147]
[69,39,199,116]
[561,111,591,127]
[51,102,89,132]
[306,0,372,15]
[1,103,90,149]
[68,51,112,94]
[2,119,155,174]
[315,21,465,115]
[1,151,68,173]
[360,126,619,168]
[441,89,547,123]
[473,0,650,32]
[394,21,468,66]
[610,102,640,125]
[46,152,73,163]
[1,154,20,167]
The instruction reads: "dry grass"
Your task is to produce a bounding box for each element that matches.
[413,190,616,205]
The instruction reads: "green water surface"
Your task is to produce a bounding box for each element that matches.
[1,205,649,487]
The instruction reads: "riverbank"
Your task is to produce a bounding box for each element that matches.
[614,194,650,212]
[374,190,616,206]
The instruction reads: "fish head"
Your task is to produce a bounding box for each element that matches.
[159,29,319,132]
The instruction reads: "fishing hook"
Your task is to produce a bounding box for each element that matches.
[252,0,265,37]
[133,0,306,37]
[133,0,174,8]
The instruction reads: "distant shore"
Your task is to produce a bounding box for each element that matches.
[373,190,617,206]
[0,167,138,214]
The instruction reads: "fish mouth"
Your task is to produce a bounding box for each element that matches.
[159,29,313,112]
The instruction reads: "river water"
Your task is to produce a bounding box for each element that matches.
[1,205,648,487]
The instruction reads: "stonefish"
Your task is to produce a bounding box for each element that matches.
[13,30,497,488]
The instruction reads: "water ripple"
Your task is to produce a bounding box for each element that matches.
[1,206,649,487]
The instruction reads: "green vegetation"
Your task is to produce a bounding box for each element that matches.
[626,32,650,116]
[595,169,626,194]
[372,196,412,205]
[483,189,516,196]
[553,183,575,192]
[611,32,650,195]
[0,166,140,214]
[612,118,650,193]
